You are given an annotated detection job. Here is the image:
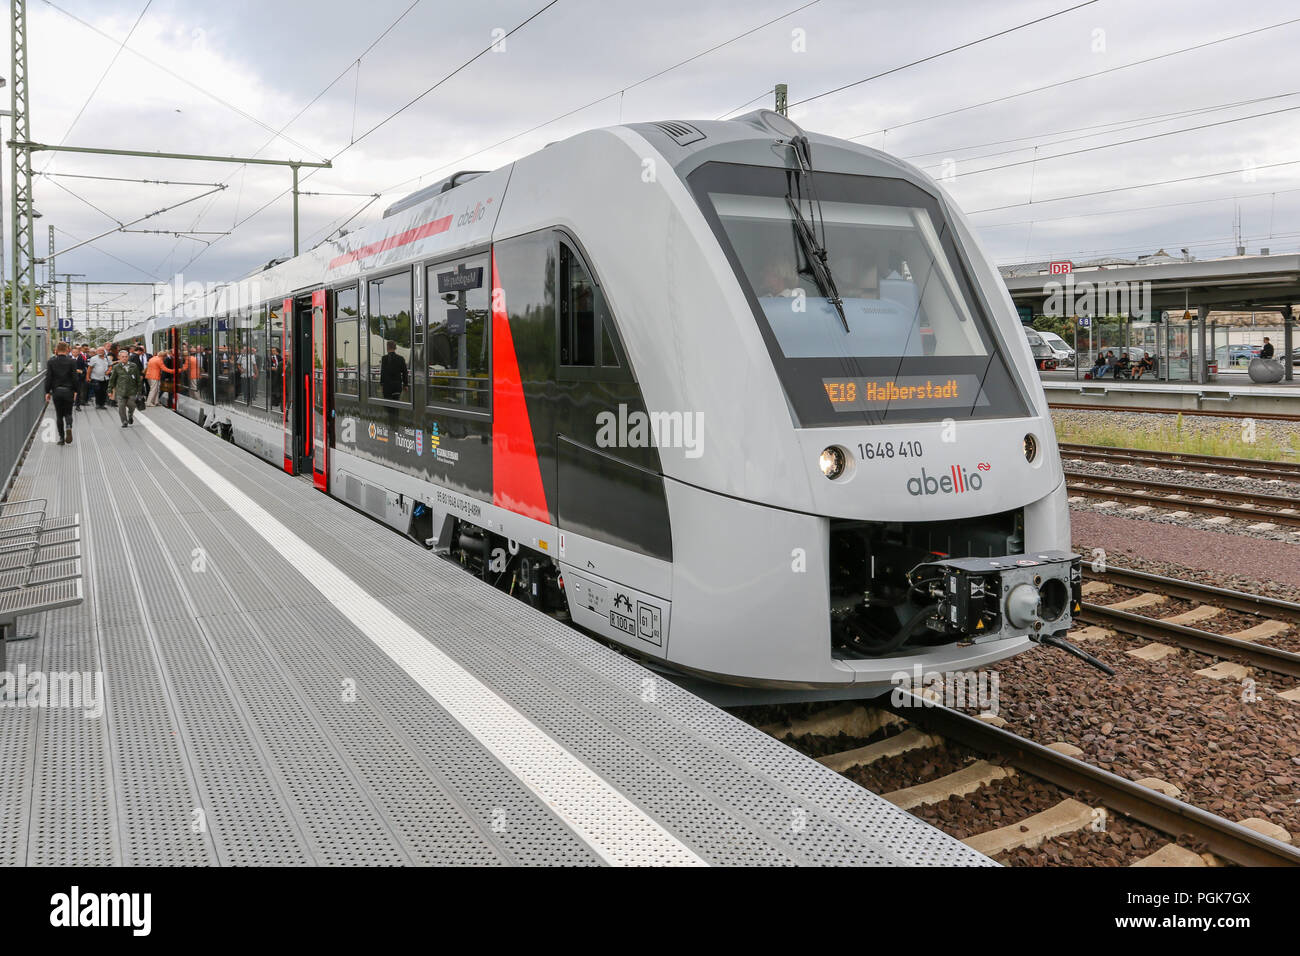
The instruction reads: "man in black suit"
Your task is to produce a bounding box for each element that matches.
[129,345,149,411]
[267,346,283,409]
[379,340,408,401]
[45,342,79,445]
[73,346,88,410]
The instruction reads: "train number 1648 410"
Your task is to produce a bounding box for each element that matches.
[856,440,923,460]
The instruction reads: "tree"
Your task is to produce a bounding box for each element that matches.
[2,282,48,330]
[1032,314,1077,340]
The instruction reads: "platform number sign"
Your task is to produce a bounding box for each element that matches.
[1049,261,1073,275]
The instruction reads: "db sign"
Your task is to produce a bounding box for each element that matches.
[1049,261,1073,275]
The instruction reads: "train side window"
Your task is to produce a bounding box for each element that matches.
[215,315,230,406]
[426,254,490,413]
[267,302,285,412]
[245,308,265,408]
[559,244,596,367]
[335,285,360,397]
[556,237,632,382]
[367,269,413,405]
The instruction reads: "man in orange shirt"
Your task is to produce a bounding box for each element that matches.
[144,349,165,407]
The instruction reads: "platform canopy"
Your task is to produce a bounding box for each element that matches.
[1001,254,1299,383]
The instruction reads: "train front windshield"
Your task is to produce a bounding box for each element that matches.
[690,162,1029,425]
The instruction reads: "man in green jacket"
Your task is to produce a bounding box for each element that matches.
[107,349,142,427]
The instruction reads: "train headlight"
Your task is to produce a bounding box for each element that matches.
[819,446,847,480]
[1023,433,1038,462]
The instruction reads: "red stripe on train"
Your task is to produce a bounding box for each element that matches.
[490,251,549,522]
[327,215,453,270]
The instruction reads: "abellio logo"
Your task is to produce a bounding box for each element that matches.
[456,198,491,227]
[907,463,989,496]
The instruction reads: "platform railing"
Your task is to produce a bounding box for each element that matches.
[0,375,48,499]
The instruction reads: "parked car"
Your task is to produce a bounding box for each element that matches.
[1037,330,1075,368]
[1214,344,1261,368]
[1024,329,1058,370]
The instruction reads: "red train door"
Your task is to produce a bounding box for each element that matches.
[281,297,294,473]
[279,291,329,489]
[168,327,180,409]
[310,289,329,492]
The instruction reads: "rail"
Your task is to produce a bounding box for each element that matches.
[884,690,1300,866]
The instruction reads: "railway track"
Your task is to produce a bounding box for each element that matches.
[740,568,1300,866]
[882,694,1300,867]
[1059,443,1300,481]
[1075,565,1300,678]
[743,695,1300,866]
[1064,469,1300,527]
[1049,401,1300,423]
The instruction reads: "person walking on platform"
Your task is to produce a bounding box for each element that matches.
[45,342,79,445]
[107,350,141,427]
[145,349,165,406]
[88,347,109,408]
[73,346,88,410]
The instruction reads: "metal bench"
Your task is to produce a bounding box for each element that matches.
[0,501,84,684]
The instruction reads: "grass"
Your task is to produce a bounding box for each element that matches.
[1051,412,1300,462]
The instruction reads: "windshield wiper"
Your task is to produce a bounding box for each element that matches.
[784,136,849,333]
[787,194,848,333]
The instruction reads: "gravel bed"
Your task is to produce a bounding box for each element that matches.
[1068,495,1300,545]
[1087,582,1300,653]
[955,635,1300,839]
[1063,456,1300,499]
[994,814,1209,867]
[841,742,976,794]
[903,767,1175,867]
[1080,548,1300,604]
[1070,510,1300,587]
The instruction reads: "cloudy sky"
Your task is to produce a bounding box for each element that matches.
[14,0,1300,327]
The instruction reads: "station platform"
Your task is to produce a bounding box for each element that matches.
[1040,370,1300,417]
[0,401,989,867]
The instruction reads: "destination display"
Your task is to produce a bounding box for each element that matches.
[821,374,988,410]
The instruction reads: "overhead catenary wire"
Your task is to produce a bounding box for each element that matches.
[967,159,1300,215]
[902,91,1300,162]
[165,0,563,284]
[54,225,162,281]
[976,186,1300,231]
[785,0,1100,111]
[38,0,153,175]
[846,14,1300,141]
[112,0,426,279]
[40,171,227,187]
[41,0,327,162]
[940,101,1300,181]
[377,0,824,202]
[56,184,229,258]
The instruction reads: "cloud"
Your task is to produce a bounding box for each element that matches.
[18,0,1300,328]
